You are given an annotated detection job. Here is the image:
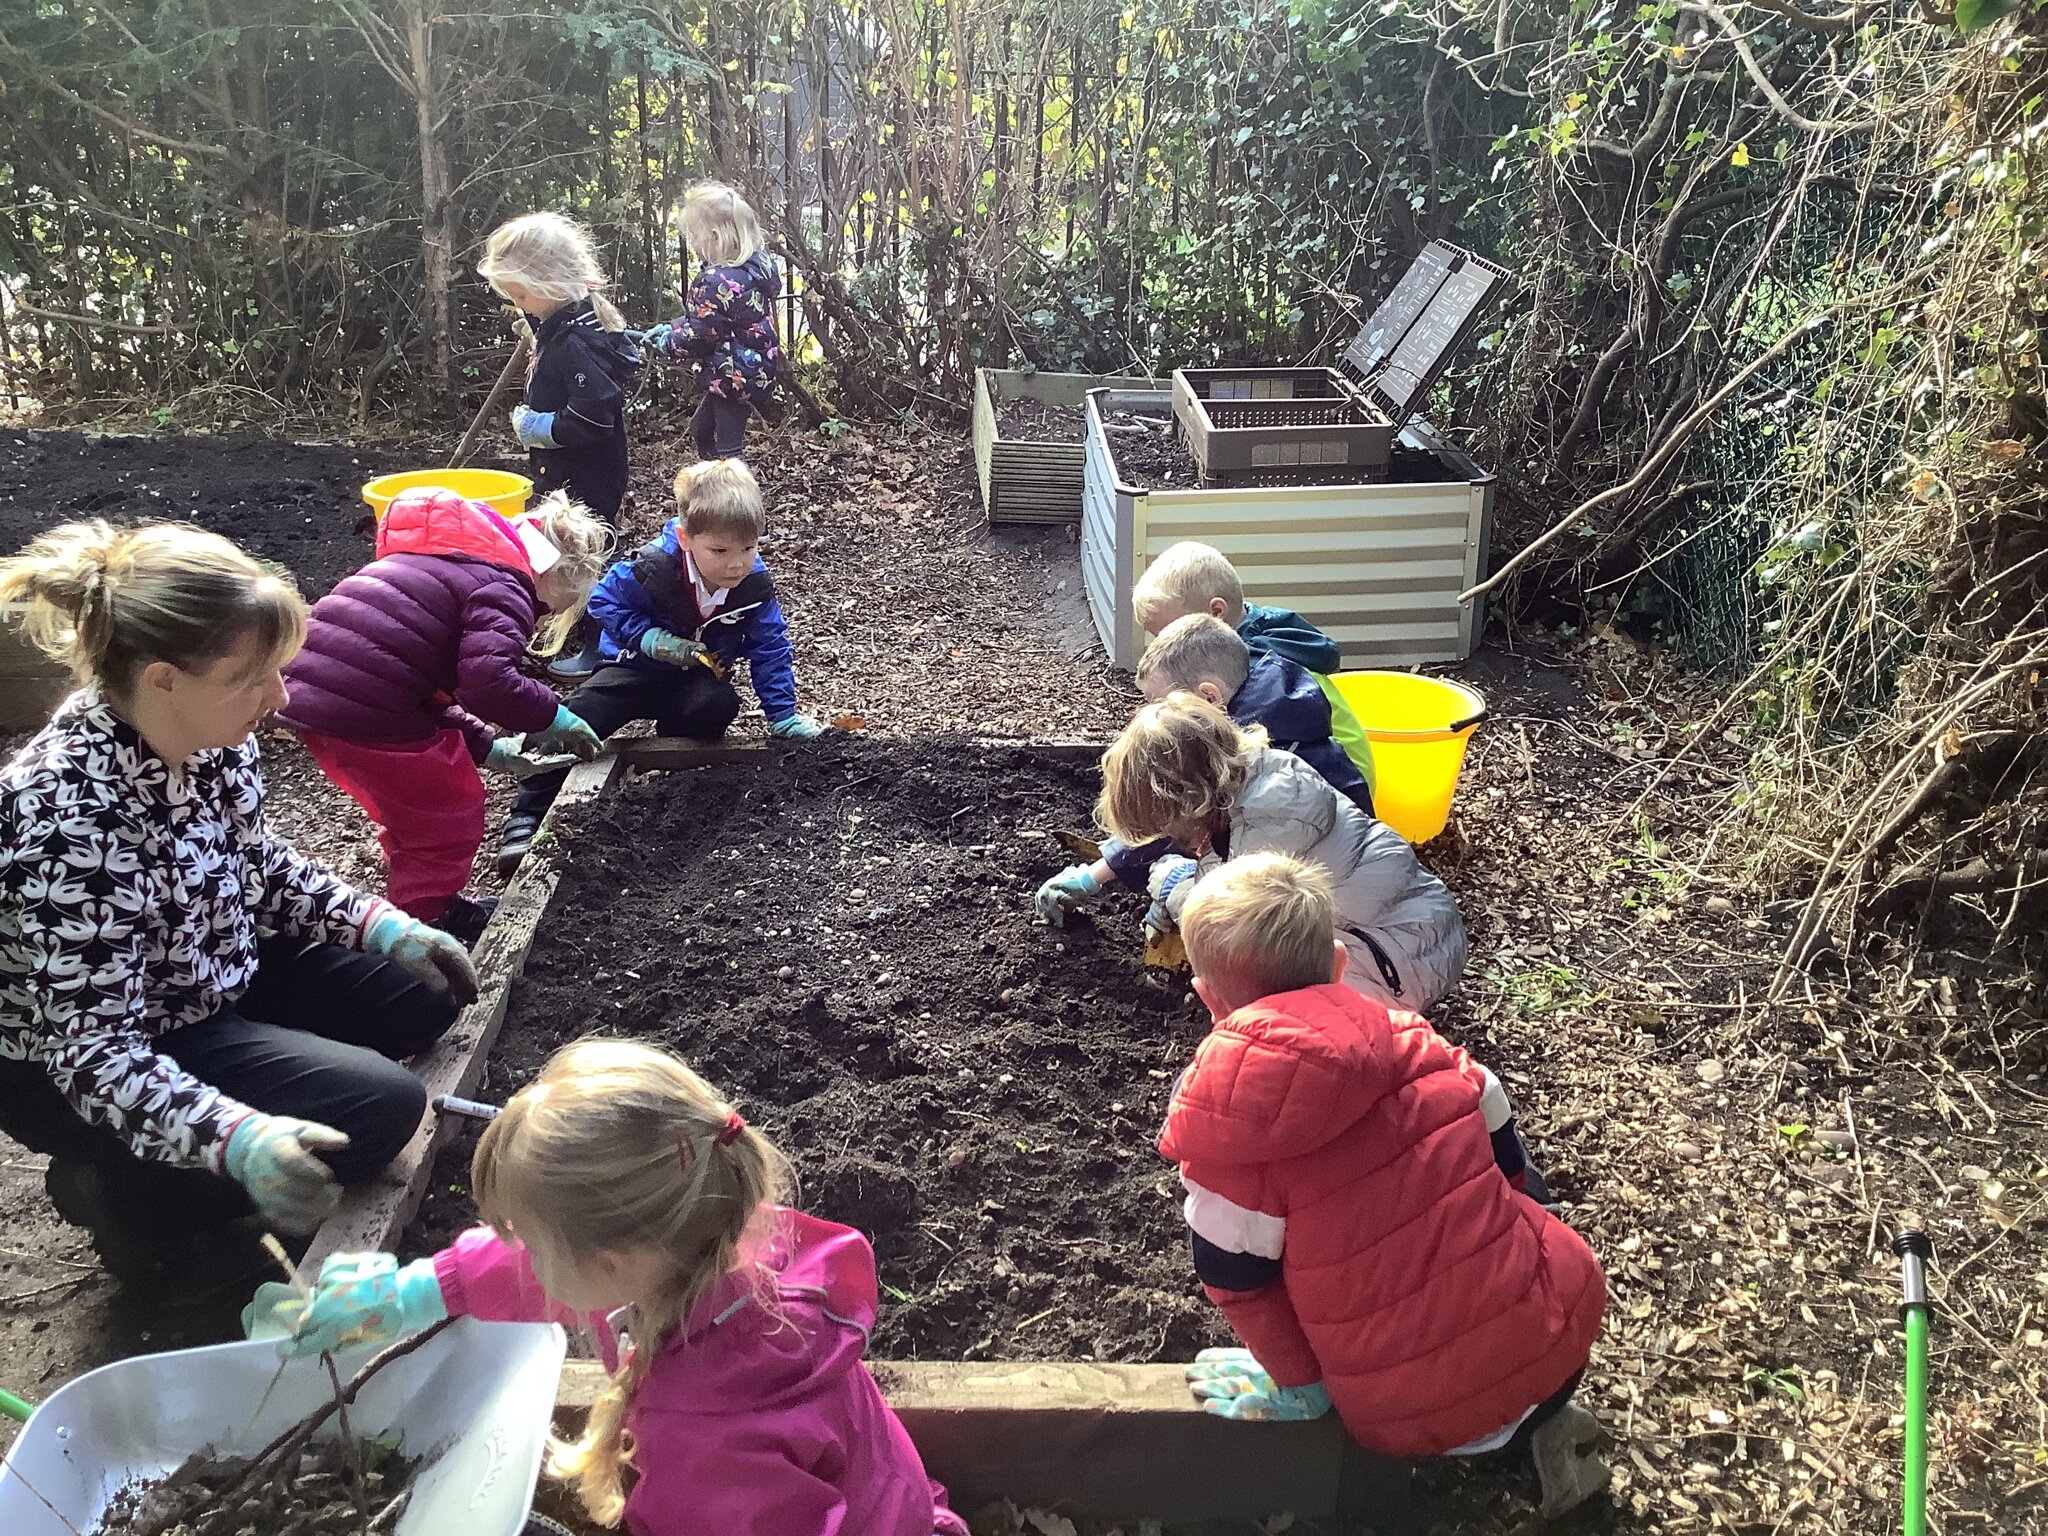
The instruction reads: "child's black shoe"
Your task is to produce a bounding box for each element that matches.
[440,893,498,947]
[496,811,541,876]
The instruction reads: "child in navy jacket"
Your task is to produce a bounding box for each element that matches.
[640,182,782,461]
[496,459,824,873]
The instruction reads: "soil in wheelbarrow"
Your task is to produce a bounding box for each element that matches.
[407,740,1230,1364]
[97,1435,419,1536]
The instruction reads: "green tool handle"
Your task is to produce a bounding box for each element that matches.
[1902,1303,1929,1536]
[0,1385,33,1423]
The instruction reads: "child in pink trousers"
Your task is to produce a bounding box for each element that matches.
[249,1039,967,1536]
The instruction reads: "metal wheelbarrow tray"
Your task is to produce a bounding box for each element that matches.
[0,1319,565,1536]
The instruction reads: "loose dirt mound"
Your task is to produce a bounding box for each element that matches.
[413,740,1226,1363]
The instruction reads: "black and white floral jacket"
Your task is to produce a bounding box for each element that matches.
[0,691,383,1171]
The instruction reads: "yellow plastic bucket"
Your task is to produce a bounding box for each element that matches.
[360,468,533,521]
[1327,671,1488,844]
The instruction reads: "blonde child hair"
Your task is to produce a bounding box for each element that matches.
[1098,693,1267,845]
[523,493,618,657]
[679,181,766,269]
[0,520,304,698]
[1182,852,1338,1003]
[473,1038,789,1525]
[1136,613,1251,698]
[1132,541,1245,633]
[477,212,627,331]
[673,457,766,543]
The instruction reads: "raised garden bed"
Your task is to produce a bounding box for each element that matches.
[972,368,1158,526]
[403,739,1225,1364]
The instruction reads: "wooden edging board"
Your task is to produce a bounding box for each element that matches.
[553,1359,1414,1529]
[306,735,1110,1266]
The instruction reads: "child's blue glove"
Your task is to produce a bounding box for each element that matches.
[1185,1348,1334,1422]
[510,404,558,450]
[527,703,604,760]
[640,627,706,667]
[223,1113,349,1234]
[1035,863,1103,927]
[638,322,675,353]
[1144,854,1199,939]
[263,1252,449,1358]
[768,713,825,740]
[365,909,480,1005]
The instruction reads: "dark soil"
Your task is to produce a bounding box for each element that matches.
[0,429,428,599]
[97,1436,418,1536]
[994,396,1087,443]
[1100,409,1199,490]
[408,740,1224,1364]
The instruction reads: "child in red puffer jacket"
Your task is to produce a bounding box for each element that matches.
[1160,852,1611,1519]
[279,487,612,940]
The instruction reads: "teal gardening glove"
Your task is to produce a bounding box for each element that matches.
[365,908,480,1007]
[525,703,604,760]
[1186,1348,1334,1422]
[483,738,575,780]
[768,713,825,740]
[223,1113,349,1234]
[1034,863,1103,927]
[244,1252,448,1357]
[640,627,706,667]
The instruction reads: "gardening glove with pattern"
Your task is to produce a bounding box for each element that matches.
[281,1253,449,1358]
[527,703,604,760]
[1144,854,1199,939]
[639,626,706,667]
[223,1113,350,1235]
[484,738,575,780]
[639,322,677,354]
[1035,863,1103,927]
[1186,1348,1333,1422]
[768,713,826,740]
[365,907,480,1007]
[510,404,558,450]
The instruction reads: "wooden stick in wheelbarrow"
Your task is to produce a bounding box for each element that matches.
[448,325,533,470]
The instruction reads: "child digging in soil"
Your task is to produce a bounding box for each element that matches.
[1040,694,1466,1013]
[495,457,825,874]
[1164,853,1610,1518]
[479,210,645,681]
[280,486,613,943]
[250,1038,970,1536]
[1132,539,1373,785]
[638,181,783,462]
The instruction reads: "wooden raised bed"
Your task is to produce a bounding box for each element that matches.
[972,368,1159,525]
[307,734,1417,1528]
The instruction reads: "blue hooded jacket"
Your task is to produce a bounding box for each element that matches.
[1238,603,1341,674]
[586,519,799,722]
[1231,652,1370,809]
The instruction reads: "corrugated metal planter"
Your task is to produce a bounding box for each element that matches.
[0,610,72,732]
[972,367,1159,525]
[1082,390,1493,671]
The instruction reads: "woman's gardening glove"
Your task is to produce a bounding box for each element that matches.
[483,738,575,780]
[509,404,558,450]
[223,1113,350,1234]
[640,626,706,667]
[1035,863,1103,927]
[365,908,480,1007]
[526,704,604,760]
[1185,1349,1334,1422]
[768,713,826,740]
[1144,855,1199,941]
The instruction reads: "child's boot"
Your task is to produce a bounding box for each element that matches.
[546,627,604,684]
[1531,1400,1610,1517]
[496,810,542,876]
[439,893,498,947]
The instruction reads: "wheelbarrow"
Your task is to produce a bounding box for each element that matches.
[0,1319,567,1536]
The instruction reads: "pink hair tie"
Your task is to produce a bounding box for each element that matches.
[717,1110,747,1146]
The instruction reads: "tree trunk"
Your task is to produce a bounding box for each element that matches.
[407,0,453,395]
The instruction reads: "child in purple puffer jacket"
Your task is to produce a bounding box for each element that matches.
[639,181,782,461]
[254,1039,969,1536]
[279,487,613,941]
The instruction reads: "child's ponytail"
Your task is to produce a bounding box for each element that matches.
[471,1039,790,1525]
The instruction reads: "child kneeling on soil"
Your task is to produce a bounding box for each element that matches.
[1039,695,1466,1012]
[495,457,826,873]
[282,486,613,943]
[1132,539,1372,784]
[1165,853,1610,1517]
[248,1038,971,1536]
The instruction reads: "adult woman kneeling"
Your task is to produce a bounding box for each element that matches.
[0,521,479,1281]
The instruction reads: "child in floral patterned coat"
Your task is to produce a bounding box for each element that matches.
[640,182,783,461]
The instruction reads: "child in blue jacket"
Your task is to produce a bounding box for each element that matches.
[639,182,782,461]
[496,459,824,873]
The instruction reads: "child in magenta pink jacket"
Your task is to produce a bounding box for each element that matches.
[252,1040,965,1536]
